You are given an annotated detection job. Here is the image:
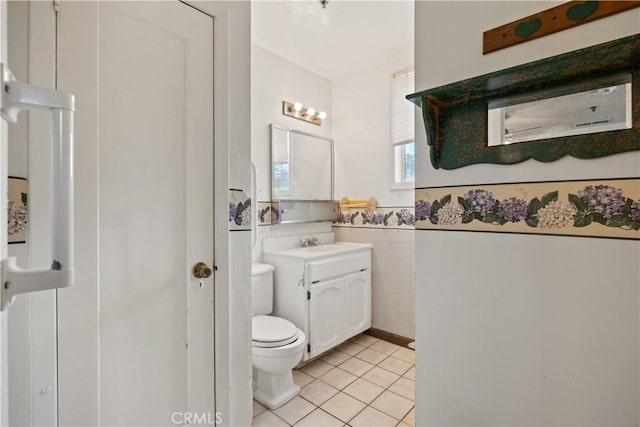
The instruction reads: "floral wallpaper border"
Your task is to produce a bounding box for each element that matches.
[257,201,279,226]
[415,178,640,240]
[229,189,251,231]
[334,207,415,229]
[8,176,28,244]
[256,201,415,229]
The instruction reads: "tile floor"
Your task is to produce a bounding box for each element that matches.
[252,334,415,427]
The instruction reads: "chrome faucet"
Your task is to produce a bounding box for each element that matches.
[300,237,320,247]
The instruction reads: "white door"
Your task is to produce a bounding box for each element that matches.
[56,2,215,425]
[309,278,344,358]
[343,270,371,340]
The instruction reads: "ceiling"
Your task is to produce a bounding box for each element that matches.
[251,0,414,81]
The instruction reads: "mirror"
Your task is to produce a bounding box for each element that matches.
[406,34,640,170]
[271,124,333,200]
[488,77,632,146]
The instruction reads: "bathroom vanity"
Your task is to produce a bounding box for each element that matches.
[263,234,372,361]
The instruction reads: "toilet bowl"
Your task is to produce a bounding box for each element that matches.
[251,263,305,409]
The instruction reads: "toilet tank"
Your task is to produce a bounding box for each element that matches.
[251,263,275,316]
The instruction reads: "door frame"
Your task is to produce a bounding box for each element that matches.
[1,1,8,424]
[183,1,235,424]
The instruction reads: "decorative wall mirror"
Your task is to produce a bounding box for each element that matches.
[270,124,334,200]
[407,34,640,170]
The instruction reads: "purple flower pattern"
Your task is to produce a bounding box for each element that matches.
[463,189,495,216]
[397,209,415,226]
[417,183,639,232]
[335,208,414,228]
[498,197,528,223]
[336,183,640,234]
[228,203,237,222]
[631,200,640,221]
[415,200,431,221]
[577,185,626,218]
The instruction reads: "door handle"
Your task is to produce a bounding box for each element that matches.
[192,262,212,279]
[0,63,76,311]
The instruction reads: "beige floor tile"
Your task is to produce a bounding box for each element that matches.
[370,340,403,355]
[378,357,412,375]
[354,348,388,365]
[293,370,314,388]
[301,360,334,378]
[253,399,267,418]
[252,410,288,427]
[273,396,316,425]
[320,392,366,423]
[294,408,344,427]
[388,377,415,401]
[321,350,351,366]
[300,379,339,406]
[319,367,357,390]
[353,334,379,347]
[342,378,384,404]
[402,407,415,426]
[402,366,415,381]
[370,390,413,421]
[361,366,400,388]
[339,357,374,377]
[397,423,412,427]
[338,341,365,356]
[349,406,397,427]
[392,347,415,364]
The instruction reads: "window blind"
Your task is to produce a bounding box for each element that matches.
[391,69,415,145]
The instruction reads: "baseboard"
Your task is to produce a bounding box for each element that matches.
[365,328,414,348]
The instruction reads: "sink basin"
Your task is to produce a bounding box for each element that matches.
[264,242,372,260]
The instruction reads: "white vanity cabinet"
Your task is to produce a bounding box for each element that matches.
[264,241,372,361]
[309,277,344,357]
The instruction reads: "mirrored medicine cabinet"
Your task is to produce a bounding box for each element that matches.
[270,124,337,224]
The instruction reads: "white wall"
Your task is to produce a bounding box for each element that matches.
[332,62,414,207]
[251,44,332,203]
[414,2,640,425]
[332,59,416,340]
[251,44,334,260]
[205,3,253,425]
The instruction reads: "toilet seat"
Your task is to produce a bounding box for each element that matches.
[252,315,300,348]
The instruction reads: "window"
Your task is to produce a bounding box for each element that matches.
[272,162,290,193]
[391,68,415,187]
[394,141,415,183]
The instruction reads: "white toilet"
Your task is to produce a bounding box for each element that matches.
[251,263,306,409]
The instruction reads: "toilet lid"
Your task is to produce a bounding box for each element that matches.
[252,315,298,346]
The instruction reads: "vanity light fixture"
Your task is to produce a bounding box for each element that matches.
[282,100,327,126]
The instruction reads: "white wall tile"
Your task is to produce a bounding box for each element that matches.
[337,227,415,339]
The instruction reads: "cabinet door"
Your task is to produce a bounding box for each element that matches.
[309,277,344,358]
[343,270,371,340]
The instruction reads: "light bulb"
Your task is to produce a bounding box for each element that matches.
[307,108,316,117]
[293,102,302,112]
[318,111,327,120]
